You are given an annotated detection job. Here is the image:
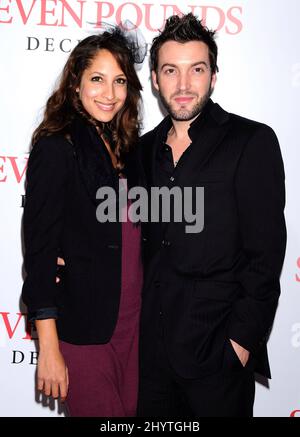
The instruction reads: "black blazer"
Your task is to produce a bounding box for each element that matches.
[22,116,140,345]
[139,100,286,378]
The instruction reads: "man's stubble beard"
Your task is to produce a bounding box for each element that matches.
[159,83,214,122]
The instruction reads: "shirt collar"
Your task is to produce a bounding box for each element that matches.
[159,98,214,144]
[187,98,213,142]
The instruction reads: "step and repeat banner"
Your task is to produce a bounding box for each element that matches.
[0,0,299,417]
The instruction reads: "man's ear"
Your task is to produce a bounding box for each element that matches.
[211,72,217,89]
[151,70,159,91]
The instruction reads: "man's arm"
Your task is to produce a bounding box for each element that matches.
[228,124,286,355]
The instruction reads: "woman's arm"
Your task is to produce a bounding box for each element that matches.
[22,135,70,319]
[22,135,71,399]
[36,319,69,401]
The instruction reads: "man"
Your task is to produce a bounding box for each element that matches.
[137,13,286,417]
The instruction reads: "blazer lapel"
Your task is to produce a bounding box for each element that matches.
[150,116,172,187]
[161,101,230,236]
[175,100,230,185]
[141,101,230,238]
[70,116,119,205]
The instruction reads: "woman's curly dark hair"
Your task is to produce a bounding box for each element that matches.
[32,28,143,170]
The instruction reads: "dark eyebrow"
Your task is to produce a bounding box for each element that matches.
[160,63,176,70]
[191,61,209,68]
[160,61,209,71]
[90,71,126,78]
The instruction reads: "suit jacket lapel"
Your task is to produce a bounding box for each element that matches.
[141,101,231,238]
[70,116,119,205]
[175,101,230,186]
[162,101,230,236]
[150,116,172,186]
[139,116,172,244]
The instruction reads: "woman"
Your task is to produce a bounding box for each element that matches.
[22,27,144,417]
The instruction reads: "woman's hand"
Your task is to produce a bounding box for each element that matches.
[37,346,69,401]
[35,319,68,401]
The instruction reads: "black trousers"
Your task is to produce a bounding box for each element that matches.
[137,331,255,417]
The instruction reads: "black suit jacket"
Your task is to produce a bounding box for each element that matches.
[22,116,140,344]
[139,100,286,378]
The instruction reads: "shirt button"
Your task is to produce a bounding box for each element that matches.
[170,176,175,182]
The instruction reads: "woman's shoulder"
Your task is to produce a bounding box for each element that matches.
[31,133,74,161]
[27,134,75,175]
[33,133,72,151]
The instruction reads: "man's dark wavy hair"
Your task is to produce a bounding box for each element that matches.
[150,13,219,74]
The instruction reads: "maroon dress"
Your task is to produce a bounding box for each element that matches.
[60,199,143,417]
